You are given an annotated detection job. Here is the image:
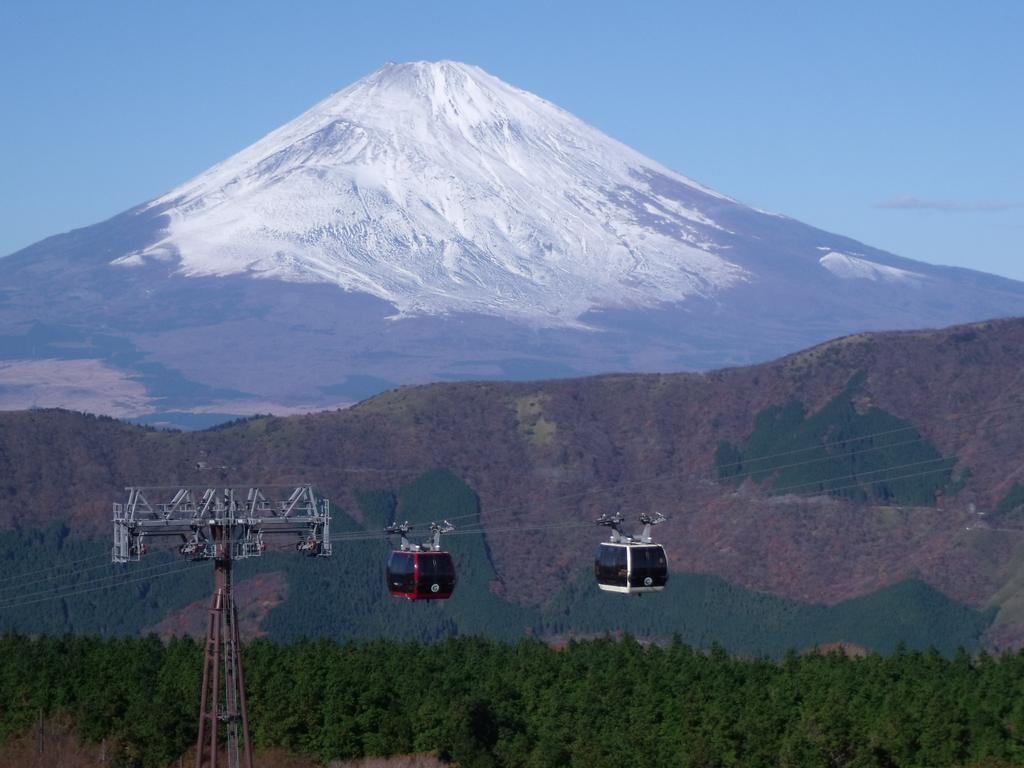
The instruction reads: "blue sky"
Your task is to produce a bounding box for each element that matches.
[1,0,1021,279]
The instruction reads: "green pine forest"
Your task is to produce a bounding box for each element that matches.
[715,374,962,505]
[3,632,1024,768]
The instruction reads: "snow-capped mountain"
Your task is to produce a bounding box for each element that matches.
[1,61,1022,424]
[123,61,745,324]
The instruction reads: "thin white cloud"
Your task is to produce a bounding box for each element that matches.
[876,195,1024,212]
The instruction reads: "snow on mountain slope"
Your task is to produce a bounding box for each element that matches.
[4,59,1023,423]
[818,251,925,283]
[120,61,747,324]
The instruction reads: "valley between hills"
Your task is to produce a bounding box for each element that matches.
[1,317,1022,653]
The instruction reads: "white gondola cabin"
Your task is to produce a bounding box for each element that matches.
[594,512,668,595]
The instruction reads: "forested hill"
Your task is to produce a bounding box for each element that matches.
[3,633,1024,768]
[0,317,1023,651]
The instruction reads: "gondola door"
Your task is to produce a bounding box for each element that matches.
[387,550,416,598]
[595,543,629,593]
[415,551,457,599]
[627,544,668,593]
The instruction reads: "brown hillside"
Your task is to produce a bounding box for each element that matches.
[0,318,1022,635]
[146,571,289,640]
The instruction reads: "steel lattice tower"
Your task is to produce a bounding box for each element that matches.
[113,486,332,768]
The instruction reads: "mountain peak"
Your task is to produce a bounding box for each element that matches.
[312,60,574,149]
[5,64,1024,422]
[372,59,486,84]
[105,61,1020,333]
[335,60,496,106]
[344,61,525,118]
[131,61,740,323]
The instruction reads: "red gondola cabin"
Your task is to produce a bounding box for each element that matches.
[386,550,457,600]
[384,520,457,601]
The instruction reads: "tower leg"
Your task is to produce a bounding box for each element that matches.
[195,524,254,768]
[194,594,218,768]
[232,602,255,768]
[210,591,222,768]
[224,602,239,768]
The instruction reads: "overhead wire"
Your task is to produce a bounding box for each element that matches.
[0,552,110,581]
[0,555,194,609]
[3,444,998,610]
[758,454,958,496]
[0,458,1007,613]
[2,394,1019,603]
[0,552,112,589]
[334,402,1022,550]
[0,417,975,587]
[412,398,1024,529]
[357,459,1013,550]
[110,398,1024,539]
[0,557,125,597]
[965,525,1024,536]
[180,397,1012,533]
[321,518,596,546]
[444,519,594,539]
[0,560,208,613]
[0,556,202,610]
[398,428,1007,532]
[782,465,960,500]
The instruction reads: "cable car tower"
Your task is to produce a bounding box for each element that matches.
[113,485,331,768]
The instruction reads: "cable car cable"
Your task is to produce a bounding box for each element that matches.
[777,464,977,500]
[0,557,131,596]
[4,398,1014,603]
[299,399,1022,535]
[311,438,1017,551]
[755,454,960,496]
[0,552,112,585]
[223,397,1023,539]
[0,560,208,613]
[0,558,194,610]
[0,557,200,610]
[361,444,1016,548]
[423,405,1023,529]
[2,461,995,612]
[709,398,1023,476]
